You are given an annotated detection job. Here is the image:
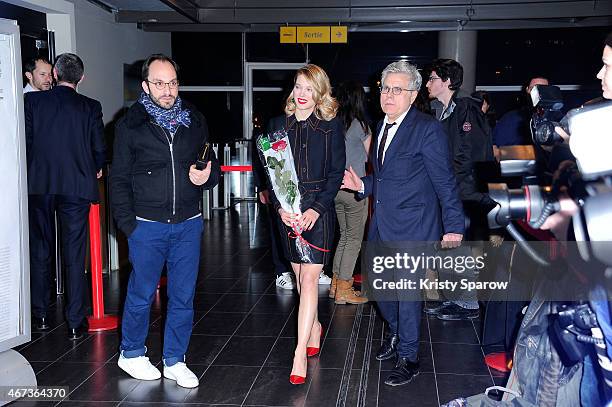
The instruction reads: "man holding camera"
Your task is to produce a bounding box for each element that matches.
[111,54,220,388]
[535,32,612,406]
[493,76,549,151]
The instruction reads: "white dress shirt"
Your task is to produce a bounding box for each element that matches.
[358,107,411,193]
[23,83,37,93]
[376,108,410,165]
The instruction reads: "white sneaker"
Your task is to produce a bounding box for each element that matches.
[318,272,332,285]
[163,362,199,388]
[276,272,295,289]
[118,354,161,380]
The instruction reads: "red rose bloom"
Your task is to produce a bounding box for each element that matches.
[271,140,287,151]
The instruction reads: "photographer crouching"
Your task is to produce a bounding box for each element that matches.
[484,33,612,406]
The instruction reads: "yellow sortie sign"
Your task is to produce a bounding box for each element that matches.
[280,26,297,43]
[297,26,330,43]
[330,26,348,43]
[280,26,348,44]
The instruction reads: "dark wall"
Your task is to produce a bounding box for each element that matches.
[172,31,438,140]
[476,27,608,115]
[0,1,46,36]
[173,31,437,87]
[0,1,48,85]
[172,28,609,140]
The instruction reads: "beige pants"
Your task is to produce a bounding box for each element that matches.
[332,190,368,281]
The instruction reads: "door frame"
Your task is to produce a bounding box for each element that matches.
[243,62,305,140]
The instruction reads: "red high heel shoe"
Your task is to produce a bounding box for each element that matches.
[289,374,306,385]
[290,355,307,385]
[306,325,324,357]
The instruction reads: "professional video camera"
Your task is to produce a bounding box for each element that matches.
[529,84,568,146]
[487,99,612,267]
[488,100,612,398]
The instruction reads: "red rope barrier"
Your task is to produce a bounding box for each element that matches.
[87,204,119,332]
[221,165,252,172]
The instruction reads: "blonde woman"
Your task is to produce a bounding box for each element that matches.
[265,64,345,384]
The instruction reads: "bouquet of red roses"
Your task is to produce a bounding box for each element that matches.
[257,130,313,262]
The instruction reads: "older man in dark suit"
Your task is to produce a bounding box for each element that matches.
[25,53,105,340]
[342,60,464,386]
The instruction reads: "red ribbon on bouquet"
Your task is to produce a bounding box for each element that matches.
[287,223,330,253]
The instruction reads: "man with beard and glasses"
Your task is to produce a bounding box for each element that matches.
[111,54,220,388]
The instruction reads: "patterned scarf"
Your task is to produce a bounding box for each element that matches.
[139,92,191,133]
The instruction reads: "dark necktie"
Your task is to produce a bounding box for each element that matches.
[377,122,396,168]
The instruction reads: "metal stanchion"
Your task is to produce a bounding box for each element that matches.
[105,164,119,271]
[202,189,212,220]
[223,143,231,208]
[211,143,255,209]
[238,141,248,199]
[54,212,64,295]
[212,143,220,209]
[87,203,118,332]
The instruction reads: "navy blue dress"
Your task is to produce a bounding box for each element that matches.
[266,113,346,264]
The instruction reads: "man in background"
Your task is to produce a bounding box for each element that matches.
[25,53,105,340]
[23,57,52,93]
[425,58,496,321]
[493,76,549,149]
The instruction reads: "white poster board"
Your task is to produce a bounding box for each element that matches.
[0,18,31,351]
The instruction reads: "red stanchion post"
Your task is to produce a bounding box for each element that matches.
[87,203,119,332]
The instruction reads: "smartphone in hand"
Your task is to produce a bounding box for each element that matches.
[195,143,210,170]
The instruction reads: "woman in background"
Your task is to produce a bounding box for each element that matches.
[330,81,371,305]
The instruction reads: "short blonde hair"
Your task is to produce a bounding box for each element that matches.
[285,64,338,121]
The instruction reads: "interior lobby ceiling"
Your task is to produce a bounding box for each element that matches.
[88,0,612,32]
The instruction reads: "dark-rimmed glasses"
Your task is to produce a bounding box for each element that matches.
[147,80,179,90]
[379,86,417,95]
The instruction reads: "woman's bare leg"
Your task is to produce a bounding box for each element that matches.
[290,262,322,378]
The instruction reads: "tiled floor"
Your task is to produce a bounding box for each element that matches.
[13,202,507,406]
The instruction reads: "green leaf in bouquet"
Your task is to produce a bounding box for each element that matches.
[281,170,292,183]
[267,156,280,169]
[287,189,296,206]
[279,159,285,169]
[257,136,271,152]
[286,181,297,206]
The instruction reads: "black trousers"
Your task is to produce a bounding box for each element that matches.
[29,194,90,328]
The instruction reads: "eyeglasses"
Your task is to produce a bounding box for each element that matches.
[427,76,442,82]
[379,86,417,95]
[147,80,179,90]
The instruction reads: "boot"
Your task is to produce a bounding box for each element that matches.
[335,279,368,305]
[329,274,338,298]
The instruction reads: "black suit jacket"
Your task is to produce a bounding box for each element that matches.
[25,85,105,201]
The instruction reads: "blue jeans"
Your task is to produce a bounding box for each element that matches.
[121,217,203,366]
